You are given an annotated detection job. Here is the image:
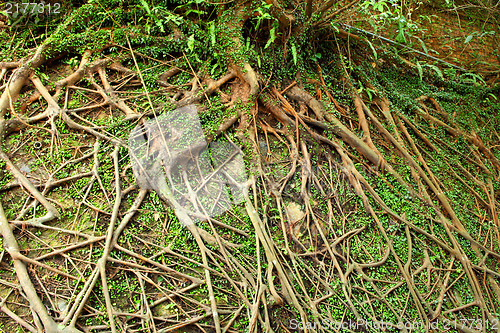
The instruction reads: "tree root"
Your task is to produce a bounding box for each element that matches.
[1,19,499,332]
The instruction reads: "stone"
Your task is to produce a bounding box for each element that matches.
[285,202,304,223]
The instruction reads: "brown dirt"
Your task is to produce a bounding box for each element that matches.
[415,4,499,71]
[341,2,500,75]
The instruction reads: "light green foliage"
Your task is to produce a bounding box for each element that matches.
[137,0,183,34]
[253,1,273,29]
[360,0,420,43]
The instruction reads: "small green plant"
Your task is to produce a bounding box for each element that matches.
[360,0,420,42]
[63,56,80,70]
[309,52,322,62]
[290,42,298,65]
[416,61,443,81]
[357,81,376,101]
[457,72,486,86]
[264,22,279,49]
[253,1,273,30]
[483,92,497,105]
[464,30,495,44]
[176,0,207,20]
[137,0,182,34]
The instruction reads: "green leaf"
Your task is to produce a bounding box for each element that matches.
[365,39,377,60]
[331,22,340,33]
[366,89,373,102]
[187,34,195,53]
[423,64,443,80]
[291,43,297,66]
[209,22,216,47]
[464,34,474,44]
[459,73,486,86]
[211,63,219,75]
[414,36,428,54]
[139,0,151,15]
[185,9,206,16]
[264,27,276,49]
[416,61,423,81]
[395,29,406,43]
[155,19,165,33]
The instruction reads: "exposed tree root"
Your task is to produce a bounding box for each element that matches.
[0,11,499,333]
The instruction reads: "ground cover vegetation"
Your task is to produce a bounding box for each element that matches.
[0,0,499,331]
